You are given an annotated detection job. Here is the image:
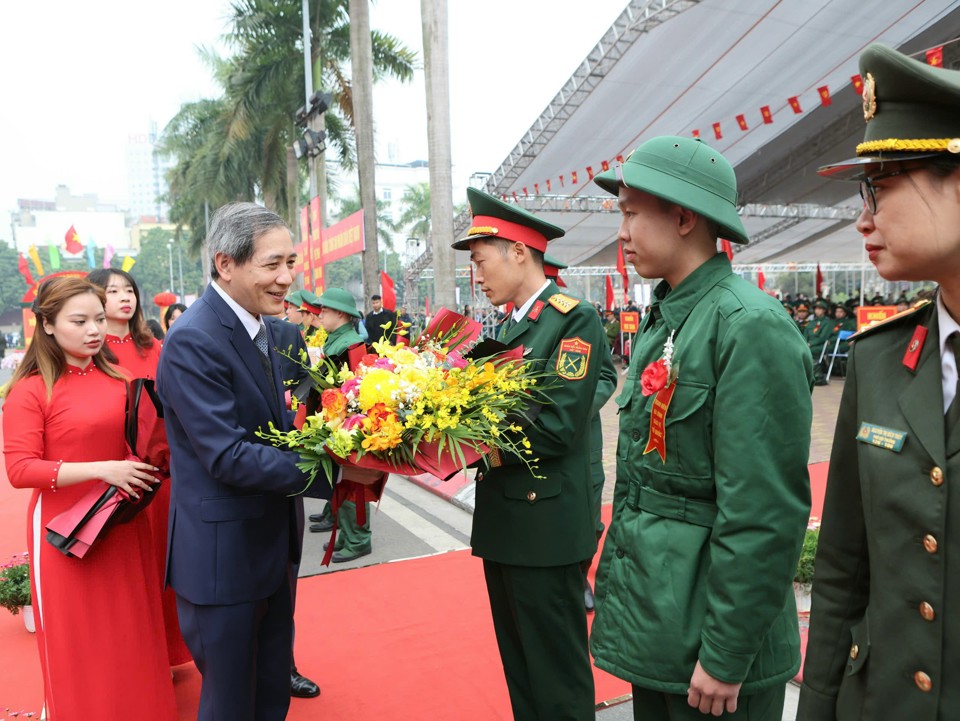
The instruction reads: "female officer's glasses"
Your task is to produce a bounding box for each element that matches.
[859,167,919,214]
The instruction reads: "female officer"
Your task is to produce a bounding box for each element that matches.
[798,44,960,720]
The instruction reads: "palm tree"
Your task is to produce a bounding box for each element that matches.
[161,0,417,246]
[398,182,431,242]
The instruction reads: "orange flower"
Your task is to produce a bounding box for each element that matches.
[320,388,348,420]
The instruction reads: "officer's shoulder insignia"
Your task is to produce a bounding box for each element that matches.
[851,299,932,341]
[557,337,591,381]
[547,293,579,314]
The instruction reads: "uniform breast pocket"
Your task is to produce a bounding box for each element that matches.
[663,380,712,479]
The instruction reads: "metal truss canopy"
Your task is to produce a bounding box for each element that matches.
[419,262,873,279]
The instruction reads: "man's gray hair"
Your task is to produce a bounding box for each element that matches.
[207,202,289,279]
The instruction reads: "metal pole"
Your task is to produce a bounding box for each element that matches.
[168,242,175,295]
[302,0,318,203]
[177,241,185,302]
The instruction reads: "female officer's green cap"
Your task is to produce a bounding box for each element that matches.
[452,187,564,251]
[316,288,362,318]
[593,136,749,244]
[819,44,960,179]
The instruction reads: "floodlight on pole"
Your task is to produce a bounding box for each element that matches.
[293,129,326,159]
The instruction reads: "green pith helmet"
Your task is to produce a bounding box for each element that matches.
[284,289,304,307]
[542,253,568,273]
[819,43,960,179]
[593,136,749,244]
[316,287,362,318]
[452,187,565,251]
[299,289,322,314]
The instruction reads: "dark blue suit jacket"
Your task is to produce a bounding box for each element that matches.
[157,285,332,606]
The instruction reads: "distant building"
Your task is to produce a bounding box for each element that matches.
[11,186,131,255]
[125,121,173,222]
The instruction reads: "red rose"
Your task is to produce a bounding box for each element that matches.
[640,359,669,396]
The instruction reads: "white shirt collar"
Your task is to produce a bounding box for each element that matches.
[512,280,551,322]
[937,291,960,412]
[211,280,262,340]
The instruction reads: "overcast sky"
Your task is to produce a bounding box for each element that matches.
[0,0,627,238]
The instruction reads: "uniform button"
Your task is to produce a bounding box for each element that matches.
[914,671,932,692]
[849,644,859,660]
[923,534,938,554]
[631,429,642,441]
[526,491,536,502]
[615,548,625,559]
[919,602,935,621]
[930,467,944,486]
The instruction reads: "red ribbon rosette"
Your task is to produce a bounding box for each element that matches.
[640,359,669,396]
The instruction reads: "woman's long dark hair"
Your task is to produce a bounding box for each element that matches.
[6,277,126,399]
[86,268,155,358]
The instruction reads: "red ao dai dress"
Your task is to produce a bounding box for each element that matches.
[3,364,177,721]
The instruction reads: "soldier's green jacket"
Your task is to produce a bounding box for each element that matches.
[472,281,606,567]
[805,317,833,360]
[321,322,364,359]
[592,254,813,694]
[797,300,959,721]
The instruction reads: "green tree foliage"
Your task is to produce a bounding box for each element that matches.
[398,182,430,242]
[127,229,207,320]
[160,0,417,253]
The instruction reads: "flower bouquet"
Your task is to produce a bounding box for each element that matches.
[259,308,547,563]
[262,308,546,486]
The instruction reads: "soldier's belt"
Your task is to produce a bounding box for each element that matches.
[627,481,718,529]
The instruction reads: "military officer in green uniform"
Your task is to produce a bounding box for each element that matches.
[805,300,834,384]
[589,136,813,720]
[798,43,960,721]
[308,288,374,562]
[452,188,607,720]
[544,254,618,611]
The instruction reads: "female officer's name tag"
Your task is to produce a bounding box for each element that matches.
[856,423,907,452]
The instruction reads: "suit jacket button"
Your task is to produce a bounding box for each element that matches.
[919,602,935,621]
[615,548,625,559]
[930,466,944,486]
[923,534,938,554]
[914,671,932,692]
[849,644,859,660]
[526,491,537,502]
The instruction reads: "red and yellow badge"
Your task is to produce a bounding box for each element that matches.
[556,337,591,380]
[643,383,677,463]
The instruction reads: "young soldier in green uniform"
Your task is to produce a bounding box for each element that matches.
[309,288,374,562]
[798,43,960,721]
[544,254,618,611]
[589,136,813,720]
[452,188,607,720]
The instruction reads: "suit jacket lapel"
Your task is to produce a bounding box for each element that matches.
[898,311,945,465]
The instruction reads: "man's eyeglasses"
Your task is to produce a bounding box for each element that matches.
[859,167,918,214]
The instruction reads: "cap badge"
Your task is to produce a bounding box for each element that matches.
[948,138,960,154]
[862,72,877,121]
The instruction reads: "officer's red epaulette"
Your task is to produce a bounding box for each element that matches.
[849,299,932,341]
[547,293,579,314]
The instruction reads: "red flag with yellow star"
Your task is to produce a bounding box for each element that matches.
[760,106,773,124]
[64,225,83,254]
[851,74,864,94]
[818,85,832,106]
[926,46,943,67]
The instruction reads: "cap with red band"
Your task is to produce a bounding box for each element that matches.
[452,187,565,251]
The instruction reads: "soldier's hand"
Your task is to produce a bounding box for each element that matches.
[687,661,742,716]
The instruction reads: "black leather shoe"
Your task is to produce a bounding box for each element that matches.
[309,518,335,533]
[323,540,344,552]
[308,513,329,523]
[331,547,372,563]
[291,671,320,698]
[584,581,595,612]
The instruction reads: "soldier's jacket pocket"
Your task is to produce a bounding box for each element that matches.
[663,380,712,479]
[502,472,561,503]
[615,376,635,413]
[837,614,870,719]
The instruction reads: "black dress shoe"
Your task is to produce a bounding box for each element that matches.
[308,513,328,523]
[584,582,595,612]
[331,547,372,563]
[291,671,320,698]
[309,518,335,533]
[323,540,344,552]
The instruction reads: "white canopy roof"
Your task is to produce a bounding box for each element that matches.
[462,0,960,266]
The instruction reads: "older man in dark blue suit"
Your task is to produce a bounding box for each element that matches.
[157,202,334,721]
